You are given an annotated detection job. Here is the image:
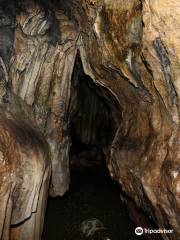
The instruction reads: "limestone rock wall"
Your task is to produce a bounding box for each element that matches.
[9,4,79,196]
[52,0,180,238]
[0,1,178,239]
[0,56,51,240]
[75,0,180,238]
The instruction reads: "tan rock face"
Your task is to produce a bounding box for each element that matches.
[0,113,51,240]
[0,0,179,239]
[9,4,79,196]
[0,45,51,240]
[66,1,180,238]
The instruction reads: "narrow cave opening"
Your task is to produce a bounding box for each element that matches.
[69,53,117,171]
[42,54,147,240]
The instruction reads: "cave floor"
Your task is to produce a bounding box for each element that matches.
[42,166,147,240]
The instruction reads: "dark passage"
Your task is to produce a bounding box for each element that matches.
[42,54,146,240]
[68,53,121,169]
[42,166,147,240]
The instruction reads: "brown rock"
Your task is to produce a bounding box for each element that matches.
[0,0,179,239]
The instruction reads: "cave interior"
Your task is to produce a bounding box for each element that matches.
[42,54,159,240]
[0,0,179,240]
[69,53,120,170]
[42,54,146,240]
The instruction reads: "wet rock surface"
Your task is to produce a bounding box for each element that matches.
[42,167,146,240]
[0,1,179,240]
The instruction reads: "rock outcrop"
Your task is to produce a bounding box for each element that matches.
[0,0,179,239]
[0,58,51,240]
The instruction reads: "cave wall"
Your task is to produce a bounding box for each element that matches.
[73,0,180,238]
[72,1,180,237]
[9,3,79,196]
[0,0,179,239]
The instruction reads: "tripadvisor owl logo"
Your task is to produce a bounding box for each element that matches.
[135,227,143,235]
[135,227,174,235]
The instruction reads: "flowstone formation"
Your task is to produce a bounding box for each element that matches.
[0,1,179,239]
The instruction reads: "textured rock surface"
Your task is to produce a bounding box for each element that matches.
[9,4,78,196]
[0,112,51,240]
[0,0,179,239]
[0,58,51,240]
